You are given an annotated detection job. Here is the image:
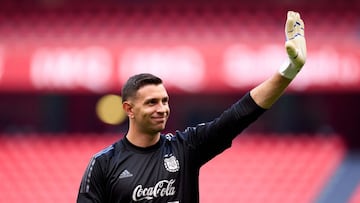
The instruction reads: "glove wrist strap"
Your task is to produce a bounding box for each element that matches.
[278,59,300,80]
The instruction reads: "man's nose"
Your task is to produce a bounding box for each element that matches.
[157,103,168,114]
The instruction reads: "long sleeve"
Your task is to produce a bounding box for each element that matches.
[77,155,107,203]
[178,92,266,166]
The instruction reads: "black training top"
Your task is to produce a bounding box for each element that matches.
[77,92,265,203]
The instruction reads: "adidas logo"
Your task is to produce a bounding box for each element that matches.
[119,169,133,179]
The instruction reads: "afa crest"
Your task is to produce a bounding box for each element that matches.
[164,155,180,172]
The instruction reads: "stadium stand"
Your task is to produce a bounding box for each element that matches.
[0,133,345,202]
[200,134,345,203]
[0,1,358,44]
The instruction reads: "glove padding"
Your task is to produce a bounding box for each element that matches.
[279,11,307,79]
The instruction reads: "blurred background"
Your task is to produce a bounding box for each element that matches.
[0,0,360,202]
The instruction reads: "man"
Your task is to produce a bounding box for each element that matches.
[77,11,306,203]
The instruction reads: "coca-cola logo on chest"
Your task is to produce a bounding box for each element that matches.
[132,179,176,201]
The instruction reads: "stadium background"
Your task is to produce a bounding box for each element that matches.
[0,0,360,202]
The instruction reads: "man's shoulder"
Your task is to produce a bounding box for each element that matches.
[163,133,176,141]
[162,132,187,141]
[162,128,197,143]
[92,140,122,160]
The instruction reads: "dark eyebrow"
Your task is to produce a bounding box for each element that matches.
[144,96,169,104]
[162,97,169,102]
[145,98,158,103]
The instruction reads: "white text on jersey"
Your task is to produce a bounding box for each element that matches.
[132,179,176,201]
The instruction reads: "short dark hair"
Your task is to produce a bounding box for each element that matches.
[121,73,163,102]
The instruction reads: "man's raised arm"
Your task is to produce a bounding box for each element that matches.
[250,11,307,109]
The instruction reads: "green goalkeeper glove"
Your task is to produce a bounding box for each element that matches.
[279,11,307,80]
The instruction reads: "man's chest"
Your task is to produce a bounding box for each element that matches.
[108,150,183,202]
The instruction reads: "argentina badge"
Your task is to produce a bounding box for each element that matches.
[164,155,180,172]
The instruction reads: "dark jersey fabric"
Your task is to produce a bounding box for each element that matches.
[77,92,265,203]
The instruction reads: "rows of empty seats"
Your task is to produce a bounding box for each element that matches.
[200,134,345,203]
[0,133,346,202]
[0,4,358,44]
[0,134,118,202]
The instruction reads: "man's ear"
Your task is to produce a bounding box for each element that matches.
[123,101,134,119]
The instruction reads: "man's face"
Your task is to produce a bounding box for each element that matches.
[129,84,170,135]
